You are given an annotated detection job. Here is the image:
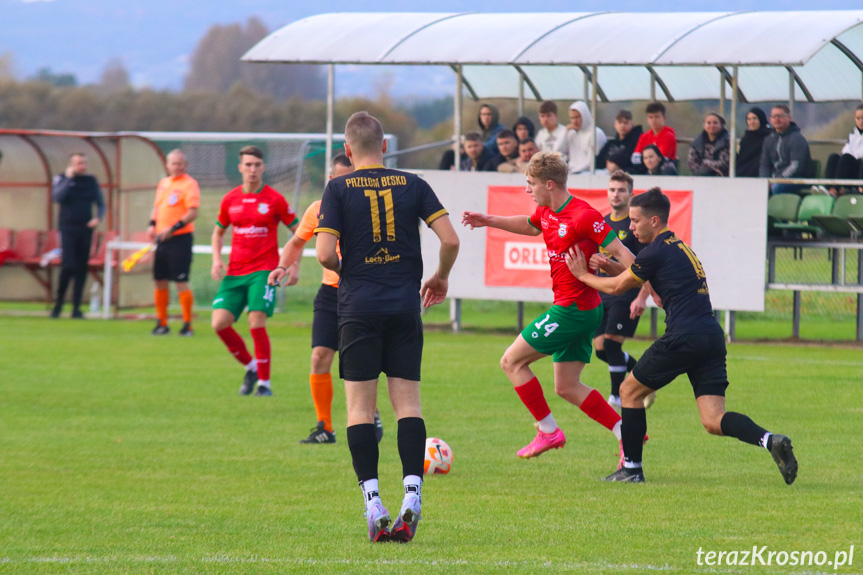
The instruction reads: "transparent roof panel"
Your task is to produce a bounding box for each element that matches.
[795,44,863,102]
[245,11,863,102]
[461,66,524,99]
[524,66,588,102]
[516,12,728,65]
[594,67,654,102]
[383,13,590,64]
[654,66,722,101]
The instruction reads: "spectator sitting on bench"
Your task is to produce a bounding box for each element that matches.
[640,144,677,176]
[632,102,677,168]
[460,132,496,172]
[478,103,507,156]
[736,107,771,178]
[513,116,536,143]
[825,102,863,195]
[598,109,643,173]
[688,112,730,177]
[759,104,812,195]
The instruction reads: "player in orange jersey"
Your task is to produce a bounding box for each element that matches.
[147,149,200,336]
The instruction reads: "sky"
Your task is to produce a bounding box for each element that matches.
[2,0,863,99]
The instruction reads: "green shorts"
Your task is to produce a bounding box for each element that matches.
[212,270,276,320]
[521,303,603,363]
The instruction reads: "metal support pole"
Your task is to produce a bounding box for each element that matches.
[590,65,598,175]
[729,310,736,342]
[832,248,840,284]
[454,65,463,171]
[450,298,462,332]
[719,71,726,117]
[650,71,656,102]
[518,70,525,117]
[729,66,738,178]
[858,248,863,341]
[325,64,334,180]
[650,307,658,338]
[792,291,801,338]
[768,243,776,283]
[517,301,524,332]
[788,70,795,116]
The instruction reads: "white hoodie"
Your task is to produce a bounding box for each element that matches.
[563,101,607,174]
[840,127,863,159]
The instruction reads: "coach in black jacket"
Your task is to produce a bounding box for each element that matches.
[51,153,105,318]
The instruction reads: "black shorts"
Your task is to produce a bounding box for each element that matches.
[312,284,338,350]
[632,332,729,398]
[153,233,193,282]
[338,312,423,382]
[595,298,640,338]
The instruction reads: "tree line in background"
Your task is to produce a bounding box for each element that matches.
[0,16,858,171]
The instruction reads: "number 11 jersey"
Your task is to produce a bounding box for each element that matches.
[315,165,448,316]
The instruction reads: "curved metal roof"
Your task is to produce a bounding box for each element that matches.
[243,11,863,102]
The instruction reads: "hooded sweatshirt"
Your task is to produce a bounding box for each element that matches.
[841,125,863,159]
[512,116,536,140]
[478,103,506,156]
[736,107,771,178]
[562,101,607,174]
[759,122,811,179]
[688,127,730,176]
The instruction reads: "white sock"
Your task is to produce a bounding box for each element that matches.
[360,478,380,510]
[403,475,422,500]
[537,413,557,434]
[612,420,622,440]
[257,379,271,389]
[760,432,773,450]
[244,359,257,372]
[624,461,642,469]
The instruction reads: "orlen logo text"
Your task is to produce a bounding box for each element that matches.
[503,242,551,270]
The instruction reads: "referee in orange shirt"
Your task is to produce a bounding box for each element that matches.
[147,149,200,336]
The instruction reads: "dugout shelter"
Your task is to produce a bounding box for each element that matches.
[0,130,165,304]
[245,11,863,340]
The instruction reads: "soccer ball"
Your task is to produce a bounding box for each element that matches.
[424,437,453,475]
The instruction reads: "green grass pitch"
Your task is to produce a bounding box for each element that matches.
[1,309,861,574]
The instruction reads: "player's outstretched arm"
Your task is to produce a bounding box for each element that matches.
[462,211,539,236]
[421,215,460,308]
[211,225,227,281]
[268,234,306,286]
[566,245,641,296]
[603,237,636,269]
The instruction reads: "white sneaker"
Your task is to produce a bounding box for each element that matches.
[608,395,622,412]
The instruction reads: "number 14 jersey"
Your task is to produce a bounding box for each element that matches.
[315,165,448,316]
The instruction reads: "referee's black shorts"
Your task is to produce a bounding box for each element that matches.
[338,312,423,382]
[632,331,729,398]
[153,233,193,282]
[311,284,338,350]
[595,297,640,338]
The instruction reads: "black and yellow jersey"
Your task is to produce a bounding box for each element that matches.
[629,230,721,335]
[315,165,447,316]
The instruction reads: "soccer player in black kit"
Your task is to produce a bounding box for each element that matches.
[315,112,460,542]
[567,188,797,485]
[592,171,654,411]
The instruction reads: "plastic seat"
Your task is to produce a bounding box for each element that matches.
[774,195,834,238]
[0,228,14,265]
[811,195,863,238]
[11,229,44,262]
[89,230,118,267]
[767,194,800,237]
